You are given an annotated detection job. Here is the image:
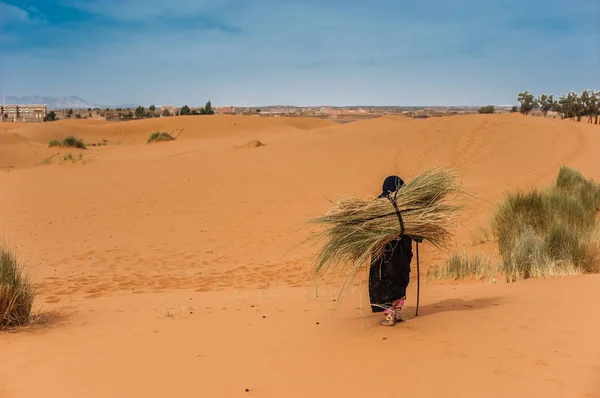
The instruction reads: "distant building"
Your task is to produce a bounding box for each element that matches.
[1,104,47,122]
[160,105,178,116]
[260,108,294,116]
[215,106,236,115]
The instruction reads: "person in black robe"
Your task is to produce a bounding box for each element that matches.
[369,175,413,326]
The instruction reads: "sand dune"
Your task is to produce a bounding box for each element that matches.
[0,115,336,169]
[1,114,599,397]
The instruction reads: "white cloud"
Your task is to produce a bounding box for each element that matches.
[66,0,245,22]
[0,2,32,27]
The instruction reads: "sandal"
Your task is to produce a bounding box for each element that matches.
[380,311,397,326]
[394,309,404,322]
[393,298,405,322]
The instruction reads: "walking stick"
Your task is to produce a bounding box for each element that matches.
[415,241,421,316]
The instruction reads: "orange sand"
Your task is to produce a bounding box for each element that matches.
[1,114,599,397]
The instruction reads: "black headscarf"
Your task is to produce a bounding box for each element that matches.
[378,175,405,198]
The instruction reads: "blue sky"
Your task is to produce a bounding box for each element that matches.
[1,0,598,106]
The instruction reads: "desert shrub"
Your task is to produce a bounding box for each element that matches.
[478,105,495,114]
[1,245,34,329]
[427,252,495,281]
[43,111,57,122]
[50,136,86,149]
[147,132,174,143]
[492,167,600,282]
[62,136,86,149]
[556,166,600,214]
[89,140,111,147]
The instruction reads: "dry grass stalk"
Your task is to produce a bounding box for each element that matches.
[427,251,498,282]
[307,167,465,284]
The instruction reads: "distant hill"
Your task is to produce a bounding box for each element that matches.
[3,96,144,110]
[109,103,143,110]
[4,96,104,110]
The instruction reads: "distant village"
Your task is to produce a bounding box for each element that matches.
[4,88,596,124]
[1,103,518,123]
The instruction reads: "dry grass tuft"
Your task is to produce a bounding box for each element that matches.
[493,166,600,282]
[1,245,35,330]
[427,252,497,281]
[147,132,175,143]
[49,136,86,149]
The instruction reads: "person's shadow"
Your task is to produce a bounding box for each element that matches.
[403,297,502,318]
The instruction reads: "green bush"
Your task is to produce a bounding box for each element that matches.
[62,136,86,149]
[478,105,495,114]
[147,132,175,143]
[556,166,600,214]
[1,245,34,329]
[49,136,86,149]
[492,167,600,281]
[43,111,57,122]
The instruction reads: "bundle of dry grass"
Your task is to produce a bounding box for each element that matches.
[308,167,464,282]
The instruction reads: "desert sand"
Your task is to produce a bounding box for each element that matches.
[1,114,599,397]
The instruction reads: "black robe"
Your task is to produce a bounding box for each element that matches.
[369,175,413,312]
[368,235,413,313]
